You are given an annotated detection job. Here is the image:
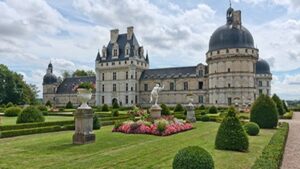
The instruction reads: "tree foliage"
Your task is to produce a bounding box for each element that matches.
[272,94,285,116]
[72,70,95,77]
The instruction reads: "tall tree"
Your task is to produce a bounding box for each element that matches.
[72,69,95,77]
[62,70,71,79]
[272,94,285,116]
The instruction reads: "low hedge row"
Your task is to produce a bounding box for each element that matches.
[251,122,289,169]
[0,120,74,131]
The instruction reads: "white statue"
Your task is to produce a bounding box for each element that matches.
[150,84,164,105]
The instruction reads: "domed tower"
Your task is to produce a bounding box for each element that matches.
[256,59,272,96]
[206,7,259,106]
[43,62,59,105]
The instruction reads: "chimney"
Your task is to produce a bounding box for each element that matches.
[232,10,242,28]
[110,29,119,43]
[127,26,134,40]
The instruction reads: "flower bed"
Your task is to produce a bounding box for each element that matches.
[113,115,193,136]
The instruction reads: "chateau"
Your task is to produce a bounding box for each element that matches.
[43,7,272,108]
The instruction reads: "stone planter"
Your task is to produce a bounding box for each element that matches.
[77,88,92,109]
[73,108,95,144]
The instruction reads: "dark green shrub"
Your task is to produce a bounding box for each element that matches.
[66,101,73,109]
[183,109,187,115]
[37,105,48,112]
[173,146,214,169]
[160,104,170,115]
[112,101,119,109]
[250,94,278,129]
[0,126,62,138]
[4,107,22,117]
[45,100,52,107]
[272,94,285,116]
[282,100,289,112]
[174,104,184,112]
[78,82,94,90]
[199,115,210,122]
[0,120,74,131]
[199,105,205,110]
[251,123,289,169]
[215,107,249,152]
[244,122,260,136]
[16,106,45,124]
[200,111,206,115]
[208,106,218,114]
[111,109,119,117]
[102,104,109,112]
[6,102,14,108]
[114,120,123,129]
[93,114,101,130]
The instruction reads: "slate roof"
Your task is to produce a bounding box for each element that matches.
[256,59,271,74]
[140,66,198,80]
[56,76,96,94]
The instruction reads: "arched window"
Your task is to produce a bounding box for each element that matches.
[125,43,130,57]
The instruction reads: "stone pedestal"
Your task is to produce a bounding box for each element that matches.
[150,104,162,119]
[73,108,95,144]
[186,104,196,123]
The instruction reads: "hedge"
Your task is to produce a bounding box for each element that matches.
[0,120,74,131]
[251,122,289,169]
[281,111,293,119]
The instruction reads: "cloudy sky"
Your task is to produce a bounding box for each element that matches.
[0,0,300,100]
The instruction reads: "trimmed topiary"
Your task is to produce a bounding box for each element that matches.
[272,94,285,116]
[199,115,210,122]
[102,104,109,112]
[208,106,218,114]
[199,105,205,110]
[17,106,45,124]
[4,107,22,117]
[244,122,260,136]
[45,100,52,107]
[66,101,73,109]
[250,94,278,129]
[111,109,119,117]
[93,114,101,130]
[174,104,184,112]
[282,100,289,112]
[215,107,249,152]
[6,102,14,108]
[160,103,170,115]
[173,146,214,169]
[112,101,119,109]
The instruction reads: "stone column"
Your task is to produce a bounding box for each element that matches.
[73,108,95,144]
[186,104,196,123]
[150,104,162,119]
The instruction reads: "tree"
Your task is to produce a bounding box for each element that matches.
[62,70,71,79]
[282,100,289,112]
[272,94,285,116]
[72,69,95,77]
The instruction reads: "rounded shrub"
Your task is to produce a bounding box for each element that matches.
[111,109,119,117]
[173,146,214,169]
[160,103,170,115]
[93,114,101,130]
[112,101,119,109]
[199,105,205,110]
[250,94,278,129]
[4,107,22,117]
[17,106,45,124]
[215,107,249,152]
[272,94,285,116]
[200,111,206,115]
[199,115,210,122]
[6,102,14,108]
[37,105,48,112]
[208,106,218,114]
[244,122,260,136]
[45,100,52,107]
[66,101,73,109]
[174,104,184,112]
[102,104,109,112]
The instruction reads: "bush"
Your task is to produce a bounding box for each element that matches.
[199,105,205,110]
[272,94,285,116]
[244,122,260,136]
[16,106,45,124]
[102,104,109,112]
[215,107,249,152]
[251,123,289,169]
[45,100,52,107]
[208,106,218,114]
[37,105,48,112]
[282,111,293,119]
[6,102,14,108]
[114,120,123,129]
[250,94,278,129]
[174,104,184,112]
[111,109,119,117]
[160,104,170,115]
[93,114,101,130]
[157,121,167,133]
[199,115,210,122]
[282,100,289,112]
[66,101,73,109]
[173,146,214,169]
[112,101,119,109]
[4,107,22,117]
[200,111,206,115]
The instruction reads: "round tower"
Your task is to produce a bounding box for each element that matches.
[43,62,58,105]
[206,7,259,106]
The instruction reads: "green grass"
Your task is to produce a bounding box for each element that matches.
[0,116,74,126]
[0,122,275,169]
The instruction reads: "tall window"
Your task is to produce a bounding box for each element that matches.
[267,89,270,95]
[199,96,204,104]
[199,70,204,77]
[125,96,128,104]
[135,83,137,91]
[259,89,263,95]
[267,81,270,87]
[144,84,148,91]
[113,49,118,56]
[126,49,129,55]
[228,83,231,88]
[259,81,262,87]
[228,68,231,72]
[198,81,203,89]
[102,84,104,92]
[113,84,116,92]
[131,86,133,91]
[102,73,105,81]
[135,95,138,104]
[102,96,104,104]
[170,82,174,91]
[113,72,117,80]
[226,49,229,53]
[126,83,128,91]
[126,72,128,80]
[184,82,188,90]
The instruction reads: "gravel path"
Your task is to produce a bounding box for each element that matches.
[281,112,300,169]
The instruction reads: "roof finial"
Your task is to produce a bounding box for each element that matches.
[229,0,232,7]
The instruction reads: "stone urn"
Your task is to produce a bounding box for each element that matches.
[77,88,92,109]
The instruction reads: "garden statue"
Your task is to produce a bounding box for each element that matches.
[150,84,164,105]
[186,93,196,123]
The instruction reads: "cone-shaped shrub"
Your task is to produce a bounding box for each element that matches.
[102,104,109,112]
[173,146,214,169]
[208,106,218,114]
[66,101,73,109]
[160,103,170,115]
[215,107,249,152]
[174,104,184,112]
[250,94,278,129]
[272,94,285,115]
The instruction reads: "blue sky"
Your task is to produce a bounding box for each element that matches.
[0,0,300,100]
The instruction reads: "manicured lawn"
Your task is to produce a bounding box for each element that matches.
[0,122,275,169]
[0,116,74,125]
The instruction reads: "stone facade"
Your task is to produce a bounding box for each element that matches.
[43,8,272,108]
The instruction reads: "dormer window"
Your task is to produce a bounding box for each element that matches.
[112,43,119,58]
[113,49,118,56]
[125,43,130,57]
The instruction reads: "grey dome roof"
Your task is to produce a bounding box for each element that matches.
[256,59,271,74]
[43,73,58,85]
[208,7,255,52]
